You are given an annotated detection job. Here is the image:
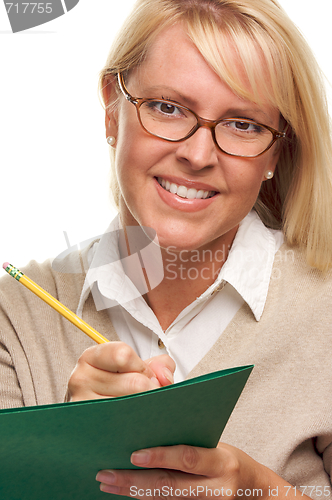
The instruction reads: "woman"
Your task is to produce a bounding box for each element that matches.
[0,0,332,498]
[75,0,332,496]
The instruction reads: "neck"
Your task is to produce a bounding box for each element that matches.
[144,231,237,330]
[118,219,238,330]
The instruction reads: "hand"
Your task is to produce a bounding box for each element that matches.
[95,443,311,500]
[67,342,175,401]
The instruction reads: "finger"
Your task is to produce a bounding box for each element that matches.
[130,445,230,477]
[96,468,204,498]
[68,342,161,400]
[69,365,161,400]
[80,342,156,378]
[146,355,176,386]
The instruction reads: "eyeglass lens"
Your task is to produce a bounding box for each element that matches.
[138,100,274,157]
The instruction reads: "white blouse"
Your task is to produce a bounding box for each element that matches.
[77,211,283,382]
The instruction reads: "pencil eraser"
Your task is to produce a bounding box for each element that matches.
[2,263,10,270]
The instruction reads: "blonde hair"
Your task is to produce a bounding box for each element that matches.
[99,0,332,271]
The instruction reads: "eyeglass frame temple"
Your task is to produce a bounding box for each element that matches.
[117,72,288,157]
[118,72,137,104]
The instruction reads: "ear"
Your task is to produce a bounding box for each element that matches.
[101,75,119,143]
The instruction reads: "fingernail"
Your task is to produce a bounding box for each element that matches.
[150,376,160,388]
[163,367,174,384]
[131,450,151,466]
[100,484,120,494]
[96,470,116,484]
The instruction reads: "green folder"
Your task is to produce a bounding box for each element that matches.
[0,365,253,500]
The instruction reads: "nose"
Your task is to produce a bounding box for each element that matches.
[175,126,219,171]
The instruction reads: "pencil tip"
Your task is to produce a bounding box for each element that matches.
[3,262,10,270]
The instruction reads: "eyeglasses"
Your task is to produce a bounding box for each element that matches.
[117,72,287,158]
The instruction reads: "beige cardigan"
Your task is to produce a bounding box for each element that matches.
[0,244,331,498]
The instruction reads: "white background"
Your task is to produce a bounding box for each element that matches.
[0,0,331,269]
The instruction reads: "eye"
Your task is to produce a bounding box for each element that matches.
[159,102,179,115]
[146,100,184,117]
[224,120,264,134]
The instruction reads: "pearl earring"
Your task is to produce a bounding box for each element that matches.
[106,136,115,146]
[265,170,274,180]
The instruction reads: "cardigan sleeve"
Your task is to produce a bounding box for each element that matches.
[0,337,24,409]
[0,286,39,408]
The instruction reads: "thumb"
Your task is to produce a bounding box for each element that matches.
[146,354,176,387]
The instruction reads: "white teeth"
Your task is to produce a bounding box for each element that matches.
[177,185,188,198]
[170,183,177,194]
[157,177,215,200]
[187,188,197,199]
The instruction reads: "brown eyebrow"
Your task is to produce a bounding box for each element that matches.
[135,76,274,127]
[220,107,272,124]
[139,85,195,106]
[139,85,272,124]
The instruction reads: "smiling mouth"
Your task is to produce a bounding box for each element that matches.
[157,177,216,200]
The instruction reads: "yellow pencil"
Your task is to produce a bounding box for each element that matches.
[2,262,109,344]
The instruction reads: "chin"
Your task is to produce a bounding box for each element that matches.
[155,232,210,253]
[132,212,219,252]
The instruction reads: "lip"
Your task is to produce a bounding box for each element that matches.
[156,175,219,192]
[154,177,219,213]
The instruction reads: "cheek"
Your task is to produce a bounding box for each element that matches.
[114,116,142,191]
[115,121,173,191]
[224,157,266,196]
[116,111,138,157]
